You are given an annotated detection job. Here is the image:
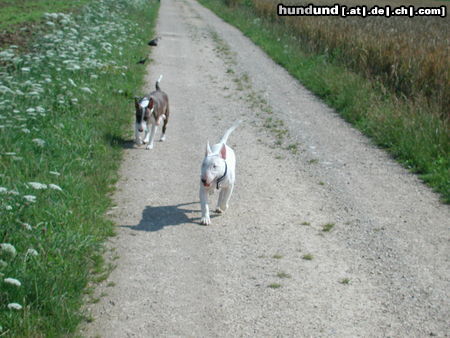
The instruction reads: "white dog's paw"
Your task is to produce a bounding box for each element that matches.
[146,143,154,150]
[215,207,224,214]
[160,135,166,142]
[200,216,211,225]
[218,204,228,212]
[135,139,143,146]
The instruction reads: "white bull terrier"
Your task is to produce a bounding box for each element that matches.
[200,121,241,225]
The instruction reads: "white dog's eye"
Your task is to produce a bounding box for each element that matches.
[212,164,217,169]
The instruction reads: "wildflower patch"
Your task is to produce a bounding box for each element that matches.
[0,0,160,335]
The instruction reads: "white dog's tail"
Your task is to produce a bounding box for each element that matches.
[219,120,242,145]
[155,74,163,90]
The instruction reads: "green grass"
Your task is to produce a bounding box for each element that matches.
[276,272,291,279]
[268,283,282,289]
[0,0,159,335]
[340,278,351,285]
[322,223,335,232]
[302,254,314,260]
[0,0,91,31]
[199,0,450,203]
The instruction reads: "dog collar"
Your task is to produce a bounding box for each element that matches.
[216,162,227,189]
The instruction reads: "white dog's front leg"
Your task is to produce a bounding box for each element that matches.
[135,124,143,145]
[216,189,225,213]
[200,184,211,225]
[146,124,158,150]
[218,185,234,213]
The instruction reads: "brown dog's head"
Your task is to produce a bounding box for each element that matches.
[134,97,154,132]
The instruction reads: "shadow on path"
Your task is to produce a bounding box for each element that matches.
[121,201,215,232]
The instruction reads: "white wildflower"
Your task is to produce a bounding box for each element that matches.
[0,187,7,194]
[0,85,13,94]
[4,206,12,211]
[8,190,19,195]
[0,259,7,268]
[21,128,31,133]
[22,223,32,230]
[21,67,31,72]
[7,303,22,311]
[28,182,47,190]
[26,248,38,256]
[46,21,55,26]
[32,138,46,147]
[4,278,21,287]
[68,78,77,87]
[49,171,60,176]
[23,195,36,203]
[90,74,98,79]
[81,87,93,94]
[26,108,36,113]
[36,106,45,113]
[48,184,62,191]
[1,243,17,256]
[67,64,80,71]
[3,152,16,156]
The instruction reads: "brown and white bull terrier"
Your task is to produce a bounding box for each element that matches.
[134,75,170,149]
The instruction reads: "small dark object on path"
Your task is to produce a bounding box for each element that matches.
[148,37,160,46]
[137,57,148,64]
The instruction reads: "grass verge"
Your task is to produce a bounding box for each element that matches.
[0,0,159,335]
[0,0,90,31]
[199,0,449,203]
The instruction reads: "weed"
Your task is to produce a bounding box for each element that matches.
[268,283,282,289]
[302,254,314,260]
[277,272,291,279]
[322,223,335,232]
[340,278,351,285]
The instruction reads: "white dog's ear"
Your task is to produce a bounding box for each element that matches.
[219,143,226,159]
[206,141,212,156]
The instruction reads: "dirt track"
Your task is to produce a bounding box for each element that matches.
[83,0,450,336]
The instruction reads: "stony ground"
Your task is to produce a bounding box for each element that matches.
[82,0,450,336]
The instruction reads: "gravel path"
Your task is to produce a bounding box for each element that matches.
[83,0,450,336]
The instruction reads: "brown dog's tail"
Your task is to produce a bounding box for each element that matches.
[155,74,163,91]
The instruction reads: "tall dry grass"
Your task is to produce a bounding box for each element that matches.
[251,0,449,118]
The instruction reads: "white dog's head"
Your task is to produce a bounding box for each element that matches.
[200,141,227,188]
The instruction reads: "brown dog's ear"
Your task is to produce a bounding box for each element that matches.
[219,143,226,159]
[134,97,140,108]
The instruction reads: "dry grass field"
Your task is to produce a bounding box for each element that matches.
[251,0,449,117]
